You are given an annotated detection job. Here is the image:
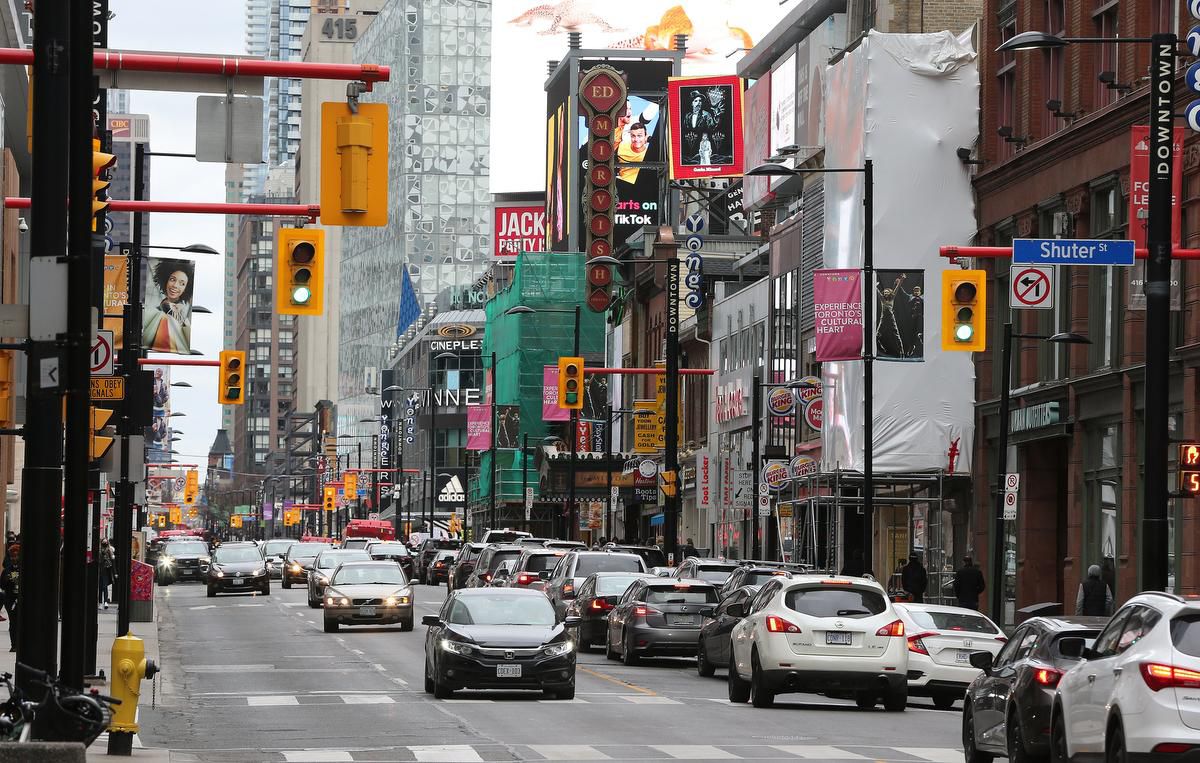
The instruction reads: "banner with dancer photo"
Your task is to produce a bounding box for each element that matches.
[667,75,744,180]
[141,257,195,354]
[874,270,925,361]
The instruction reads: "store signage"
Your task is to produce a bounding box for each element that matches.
[715,379,748,424]
[789,455,817,479]
[697,453,712,510]
[766,386,794,417]
[1009,401,1061,433]
[762,460,789,492]
[494,205,547,258]
[429,338,482,352]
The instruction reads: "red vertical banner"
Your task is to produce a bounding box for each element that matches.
[813,269,864,362]
[466,405,491,451]
[1129,125,1183,249]
[542,365,569,422]
[576,420,593,454]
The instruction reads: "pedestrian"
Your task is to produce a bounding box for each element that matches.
[901,555,928,603]
[1075,564,1113,616]
[953,556,986,610]
[99,538,115,609]
[680,538,698,559]
[1,543,19,651]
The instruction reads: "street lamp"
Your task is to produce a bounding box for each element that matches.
[992,325,1090,622]
[996,29,1175,593]
[505,304,582,540]
[170,382,192,388]
[142,243,219,255]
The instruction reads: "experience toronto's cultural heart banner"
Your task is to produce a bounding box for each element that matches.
[466,404,491,451]
[542,365,569,422]
[813,269,864,362]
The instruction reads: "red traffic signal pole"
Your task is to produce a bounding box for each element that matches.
[3,197,319,220]
[939,245,1200,260]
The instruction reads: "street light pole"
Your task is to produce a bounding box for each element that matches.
[751,372,762,560]
[862,160,875,572]
[569,306,581,540]
[490,351,498,532]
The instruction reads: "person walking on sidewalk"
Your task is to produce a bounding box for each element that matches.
[953,556,986,611]
[901,555,928,603]
[1075,564,1113,616]
[99,538,115,609]
[1,544,19,652]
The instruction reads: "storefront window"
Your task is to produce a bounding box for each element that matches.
[1085,423,1120,598]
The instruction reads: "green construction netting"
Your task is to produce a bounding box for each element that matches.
[470,251,605,505]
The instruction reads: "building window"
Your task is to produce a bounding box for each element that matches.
[1084,423,1120,599]
[997,10,1018,160]
[1094,1,1120,109]
[1151,0,1174,34]
[1088,181,1125,369]
[1042,0,1067,136]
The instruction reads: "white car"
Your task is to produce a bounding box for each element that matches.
[893,603,1005,709]
[1052,590,1200,761]
[728,575,909,710]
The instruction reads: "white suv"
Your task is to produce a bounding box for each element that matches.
[1051,591,1200,760]
[727,575,909,710]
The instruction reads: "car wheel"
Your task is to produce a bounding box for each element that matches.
[696,640,715,677]
[577,635,591,651]
[882,684,907,712]
[307,592,319,608]
[1104,721,1126,763]
[260,583,270,596]
[423,665,434,694]
[432,669,453,699]
[855,692,876,709]
[282,577,291,589]
[206,585,216,598]
[605,631,618,661]
[727,653,750,703]
[750,652,774,708]
[1007,708,1046,763]
[963,703,995,763]
[323,618,338,633]
[933,692,958,710]
[621,631,639,666]
[1050,711,1069,763]
[400,617,414,632]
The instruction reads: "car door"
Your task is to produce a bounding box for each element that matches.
[1065,607,1133,755]
[731,580,781,678]
[992,626,1043,750]
[708,588,749,665]
[546,555,571,614]
[609,580,644,647]
[968,624,1030,749]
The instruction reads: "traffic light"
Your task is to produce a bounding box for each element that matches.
[320,102,389,226]
[1179,443,1200,495]
[230,514,243,529]
[660,469,678,498]
[91,138,116,231]
[184,470,198,505]
[343,471,358,499]
[169,506,182,525]
[90,407,115,461]
[941,270,986,352]
[276,227,325,315]
[156,514,166,529]
[323,486,336,512]
[557,356,584,410]
[0,350,12,429]
[217,350,246,405]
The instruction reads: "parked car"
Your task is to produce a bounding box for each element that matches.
[464,544,524,588]
[205,543,270,596]
[479,529,533,545]
[697,585,761,677]
[961,614,1107,763]
[447,543,486,592]
[322,561,414,632]
[281,542,334,589]
[307,549,371,608]
[892,603,1005,709]
[260,538,296,579]
[364,541,415,580]
[718,565,799,599]
[1049,592,1200,763]
[605,578,719,664]
[545,540,586,551]
[545,550,648,619]
[507,549,568,591]
[155,539,211,585]
[426,550,458,585]
[415,539,463,584]
[605,544,667,569]
[565,571,656,650]
[515,537,551,548]
[673,558,740,586]
[728,575,909,710]
[422,588,579,699]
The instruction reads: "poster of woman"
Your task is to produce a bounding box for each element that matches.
[874,270,925,361]
[666,75,745,180]
[141,258,195,354]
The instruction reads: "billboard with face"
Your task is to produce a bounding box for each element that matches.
[667,75,744,180]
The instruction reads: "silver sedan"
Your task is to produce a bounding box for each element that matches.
[322,561,415,633]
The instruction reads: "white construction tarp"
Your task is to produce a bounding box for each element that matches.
[821,30,979,475]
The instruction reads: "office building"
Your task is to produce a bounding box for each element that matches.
[105,113,150,247]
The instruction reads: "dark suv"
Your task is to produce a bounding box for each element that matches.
[605,545,666,569]
[416,539,462,584]
[280,542,334,588]
[545,550,647,619]
[464,544,524,588]
[155,540,211,585]
[447,543,486,592]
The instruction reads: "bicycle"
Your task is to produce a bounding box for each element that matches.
[0,663,121,746]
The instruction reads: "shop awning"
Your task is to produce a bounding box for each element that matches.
[649,513,664,527]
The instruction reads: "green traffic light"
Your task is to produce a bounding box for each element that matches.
[565,392,578,404]
[954,323,974,342]
[292,285,312,304]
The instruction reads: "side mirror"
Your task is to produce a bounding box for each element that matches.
[539,569,552,580]
[421,615,442,627]
[1057,636,1085,659]
[726,602,746,618]
[698,606,716,618]
[564,616,582,628]
[603,595,619,606]
[968,651,994,674]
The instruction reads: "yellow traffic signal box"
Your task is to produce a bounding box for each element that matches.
[0,350,13,429]
[323,486,337,511]
[557,356,584,410]
[941,270,986,352]
[231,514,243,529]
[276,228,325,316]
[218,350,246,405]
[90,407,115,461]
[92,138,116,231]
[169,506,182,525]
[320,102,389,227]
[343,471,358,499]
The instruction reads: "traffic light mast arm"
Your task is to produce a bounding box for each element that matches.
[3,197,320,221]
[939,245,1200,260]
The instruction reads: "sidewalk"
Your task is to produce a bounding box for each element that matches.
[0,601,171,761]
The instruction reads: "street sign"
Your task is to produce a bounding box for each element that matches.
[1012,238,1135,267]
[1004,473,1020,491]
[92,330,114,375]
[90,377,125,400]
[1010,266,1055,310]
[733,470,752,508]
[1002,490,1017,521]
[757,493,770,517]
[524,486,533,522]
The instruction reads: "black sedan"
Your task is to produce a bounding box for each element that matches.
[281,542,334,588]
[206,544,270,596]
[962,615,1107,763]
[447,543,486,592]
[423,588,579,700]
[365,541,415,580]
[564,571,655,650]
[696,584,759,677]
[605,578,719,664]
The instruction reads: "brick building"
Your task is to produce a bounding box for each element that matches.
[972,0,1197,622]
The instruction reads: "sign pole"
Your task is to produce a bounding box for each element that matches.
[750,372,762,561]
[991,322,1013,624]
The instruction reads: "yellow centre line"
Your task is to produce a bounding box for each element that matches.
[577,665,657,696]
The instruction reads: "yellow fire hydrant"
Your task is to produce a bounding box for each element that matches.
[107,634,159,756]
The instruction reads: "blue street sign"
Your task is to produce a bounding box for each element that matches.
[1012,238,1135,267]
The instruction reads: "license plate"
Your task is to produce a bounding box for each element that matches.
[825,631,852,645]
[359,606,376,616]
[956,650,972,663]
[232,578,243,585]
[669,615,696,626]
[496,664,522,678]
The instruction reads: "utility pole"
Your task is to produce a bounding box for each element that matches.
[750,373,762,560]
[20,0,71,696]
[663,247,681,564]
[568,307,580,539]
[489,351,497,531]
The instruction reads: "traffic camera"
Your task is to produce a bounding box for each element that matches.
[941,270,986,352]
[557,356,584,410]
[320,102,389,227]
[217,350,246,405]
[276,228,325,315]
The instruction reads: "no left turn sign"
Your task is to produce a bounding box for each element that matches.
[91,330,114,376]
[1010,265,1055,310]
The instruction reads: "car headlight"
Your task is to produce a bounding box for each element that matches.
[160,556,174,567]
[384,594,411,606]
[216,570,224,578]
[542,641,574,658]
[440,639,474,656]
[291,563,302,572]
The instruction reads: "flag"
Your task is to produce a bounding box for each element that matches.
[396,268,421,338]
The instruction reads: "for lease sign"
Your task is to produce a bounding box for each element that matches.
[494,205,546,258]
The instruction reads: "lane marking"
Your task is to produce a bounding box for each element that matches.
[339,695,396,704]
[771,746,870,759]
[903,750,964,763]
[653,745,737,759]
[576,666,656,696]
[246,695,299,706]
[528,745,611,760]
[620,695,681,705]
[187,605,216,611]
[281,753,353,763]
[409,745,484,762]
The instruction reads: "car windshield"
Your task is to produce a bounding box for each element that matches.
[692,566,735,583]
[595,575,646,596]
[317,551,370,570]
[166,542,207,556]
[289,543,332,559]
[369,544,409,556]
[332,565,407,585]
[523,554,562,573]
[342,539,370,548]
[487,550,522,571]
[785,586,887,618]
[904,609,1000,634]
[262,540,294,556]
[646,585,717,604]
[215,547,261,563]
[447,594,555,626]
[576,554,642,576]
[485,532,529,544]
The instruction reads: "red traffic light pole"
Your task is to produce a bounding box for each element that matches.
[3,197,319,221]
[939,245,1200,260]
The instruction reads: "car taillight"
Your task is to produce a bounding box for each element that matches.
[765,615,801,634]
[907,631,935,655]
[517,573,536,586]
[634,605,661,618]
[1033,667,1063,687]
[1154,743,1199,754]
[591,598,612,611]
[876,620,906,637]
[1141,662,1200,692]
[563,583,574,595]
[481,573,492,583]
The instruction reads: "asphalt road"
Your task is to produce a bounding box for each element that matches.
[139,579,964,763]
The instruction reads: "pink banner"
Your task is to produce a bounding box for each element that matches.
[542,365,568,422]
[466,404,491,451]
[813,269,864,361]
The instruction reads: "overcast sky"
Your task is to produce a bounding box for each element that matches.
[108,0,245,474]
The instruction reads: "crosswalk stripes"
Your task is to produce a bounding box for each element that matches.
[263,744,965,762]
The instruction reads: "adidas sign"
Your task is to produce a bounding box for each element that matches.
[439,475,464,504]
